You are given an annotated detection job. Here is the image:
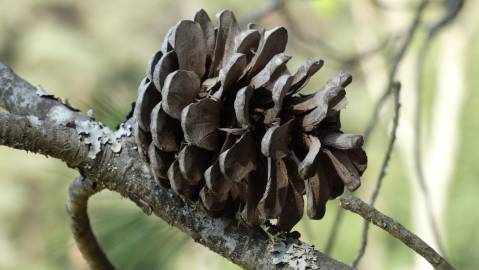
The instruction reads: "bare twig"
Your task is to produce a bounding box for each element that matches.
[327,0,461,260]
[239,0,286,26]
[240,0,393,70]
[370,0,442,11]
[363,0,430,142]
[340,196,455,270]
[353,82,401,267]
[280,8,394,68]
[324,205,344,255]
[325,83,402,259]
[413,0,464,256]
[67,176,115,270]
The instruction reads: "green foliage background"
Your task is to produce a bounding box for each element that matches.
[0,0,478,269]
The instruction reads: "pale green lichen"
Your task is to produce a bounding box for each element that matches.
[270,240,319,270]
[87,109,94,119]
[47,105,76,124]
[27,115,41,126]
[195,212,237,255]
[76,120,132,159]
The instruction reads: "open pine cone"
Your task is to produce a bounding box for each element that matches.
[133,9,367,231]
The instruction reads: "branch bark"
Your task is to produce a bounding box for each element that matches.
[363,0,430,141]
[67,176,115,270]
[412,0,464,256]
[353,82,401,267]
[339,196,454,270]
[0,63,351,269]
[0,63,87,124]
[239,0,285,26]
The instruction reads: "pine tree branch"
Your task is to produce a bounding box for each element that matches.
[0,111,91,169]
[239,0,285,26]
[0,63,87,124]
[339,195,454,270]
[353,82,402,267]
[0,63,351,270]
[413,0,464,256]
[363,0,430,141]
[323,0,432,254]
[67,176,115,270]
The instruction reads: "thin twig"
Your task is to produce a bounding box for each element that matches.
[370,0,442,11]
[239,0,286,26]
[300,218,315,242]
[324,205,344,255]
[363,0,430,142]
[240,1,392,68]
[308,0,428,255]
[353,82,401,267]
[280,8,394,68]
[67,176,115,270]
[340,195,455,270]
[413,0,464,256]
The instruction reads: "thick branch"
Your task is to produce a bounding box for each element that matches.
[67,176,115,270]
[0,63,87,124]
[0,111,91,169]
[0,64,351,270]
[340,196,454,270]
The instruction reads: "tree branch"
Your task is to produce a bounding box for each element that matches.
[413,0,464,256]
[324,205,344,255]
[0,63,87,124]
[67,176,115,270]
[279,8,394,69]
[363,0,430,141]
[0,111,90,169]
[339,196,454,270]
[353,82,401,267]
[239,0,285,26]
[324,0,431,253]
[0,63,351,270]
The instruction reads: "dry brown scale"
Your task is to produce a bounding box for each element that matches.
[133,9,367,231]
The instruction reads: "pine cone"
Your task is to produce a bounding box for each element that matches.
[133,9,367,231]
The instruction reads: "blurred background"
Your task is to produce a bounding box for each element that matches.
[0,0,478,269]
